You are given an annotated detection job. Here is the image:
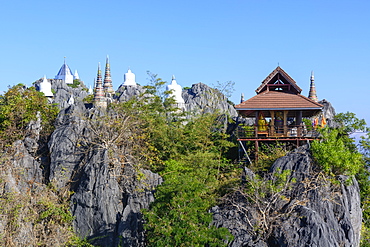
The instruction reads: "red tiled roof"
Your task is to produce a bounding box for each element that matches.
[255,66,302,94]
[235,91,323,110]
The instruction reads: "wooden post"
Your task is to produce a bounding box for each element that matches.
[297,110,302,137]
[270,110,275,136]
[255,111,259,137]
[283,110,288,136]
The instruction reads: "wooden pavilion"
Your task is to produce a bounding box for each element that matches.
[235,66,323,159]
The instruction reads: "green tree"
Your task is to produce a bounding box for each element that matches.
[141,113,236,246]
[144,153,234,247]
[0,84,59,147]
[311,127,363,176]
[334,112,368,133]
[112,75,236,245]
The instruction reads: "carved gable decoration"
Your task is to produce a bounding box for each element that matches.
[255,66,302,95]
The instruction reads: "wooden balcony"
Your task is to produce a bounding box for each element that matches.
[237,124,320,140]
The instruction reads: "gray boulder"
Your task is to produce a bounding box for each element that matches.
[115,85,147,102]
[212,145,362,247]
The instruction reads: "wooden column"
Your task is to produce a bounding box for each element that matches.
[283,110,288,136]
[255,111,259,137]
[297,110,302,137]
[270,110,275,136]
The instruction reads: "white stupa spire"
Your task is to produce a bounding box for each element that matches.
[39,75,53,97]
[166,75,185,105]
[122,68,137,86]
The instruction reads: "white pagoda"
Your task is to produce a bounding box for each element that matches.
[166,75,185,105]
[39,76,53,97]
[122,69,137,86]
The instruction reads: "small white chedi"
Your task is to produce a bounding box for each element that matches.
[166,75,185,105]
[122,69,137,86]
[39,76,53,97]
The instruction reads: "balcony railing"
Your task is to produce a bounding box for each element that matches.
[237,124,320,139]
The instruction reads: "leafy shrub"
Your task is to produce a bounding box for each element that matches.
[311,127,363,176]
[0,84,59,147]
[68,79,81,88]
[251,143,287,173]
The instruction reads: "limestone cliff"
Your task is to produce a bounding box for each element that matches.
[212,145,362,247]
[0,99,162,246]
[48,102,162,246]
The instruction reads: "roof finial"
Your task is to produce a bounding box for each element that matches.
[240,93,245,103]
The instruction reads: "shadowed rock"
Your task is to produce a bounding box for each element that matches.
[212,145,362,247]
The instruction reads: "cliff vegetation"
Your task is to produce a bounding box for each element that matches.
[0,79,369,247]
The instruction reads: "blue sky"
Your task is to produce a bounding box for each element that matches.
[1,0,369,125]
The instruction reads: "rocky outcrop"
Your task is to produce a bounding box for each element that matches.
[1,112,44,195]
[115,85,147,102]
[47,102,162,246]
[182,83,237,117]
[0,113,67,246]
[115,83,238,118]
[212,145,362,247]
[319,99,339,128]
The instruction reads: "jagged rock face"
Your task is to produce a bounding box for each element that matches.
[0,117,46,246]
[212,145,362,247]
[115,84,147,102]
[2,140,44,195]
[71,153,162,246]
[48,102,162,246]
[319,99,339,128]
[51,79,89,109]
[2,113,44,195]
[320,99,336,120]
[182,83,238,117]
[48,102,88,190]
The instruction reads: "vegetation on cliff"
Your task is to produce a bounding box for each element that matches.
[0,84,59,147]
[0,84,93,246]
[1,80,370,246]
[110,74,237,246]
[311,112,370,246]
